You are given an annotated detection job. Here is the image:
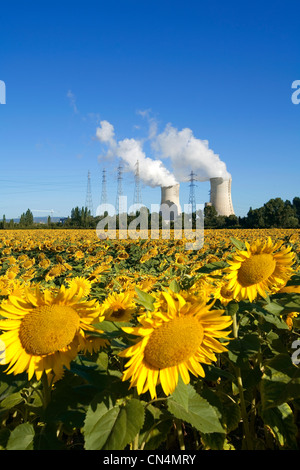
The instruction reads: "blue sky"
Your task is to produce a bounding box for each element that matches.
[0,0,299,219]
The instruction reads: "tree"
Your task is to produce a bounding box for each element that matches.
[19,209,34,227]
[225,214,238,227]
[71,206,81,226]
[25,209,33,226]
[293,197,300,222]
[204,205,219,227]
[246,207,266,228]
[263,198,298,228]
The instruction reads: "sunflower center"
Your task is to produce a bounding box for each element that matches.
[19,305,80,355]
[111,307,126,319]
[237,253,276,287]
[220,285,233,299]
[144,316,203,369]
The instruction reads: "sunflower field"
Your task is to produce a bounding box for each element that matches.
[0,228,299,451]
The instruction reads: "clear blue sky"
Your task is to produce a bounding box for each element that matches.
[0,0,299,219]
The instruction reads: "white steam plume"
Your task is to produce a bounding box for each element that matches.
[153,124,231,182]
[96,120,177,187]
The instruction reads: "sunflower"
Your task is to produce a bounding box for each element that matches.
[6,266,19,281]
[67,276,92,297]
[284,312,299,330]
[213,281,234,306]
[225,237,295,302]
[100,291,136,322]
[74,250,85,260]
[45,264,66,282]
[119,292,232,398]
[0,284,106,381]
[39,258,51,269]
[278,284,300,294]
[87,264,111,283]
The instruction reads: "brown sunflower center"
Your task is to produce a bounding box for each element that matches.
[19,305,80,355]
[111,307,126,319]
[237,253,276,287]
[144,316,204,369]
[220,285,233,299]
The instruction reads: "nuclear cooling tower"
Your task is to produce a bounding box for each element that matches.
[209,177,235,216]
[160,184,182,221]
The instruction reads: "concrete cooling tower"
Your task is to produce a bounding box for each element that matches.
[160,184,182,221]
[209,177,235,216]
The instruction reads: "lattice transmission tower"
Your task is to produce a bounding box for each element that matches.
[133,160,142,207]
[100,168,107,206]
[115,162,124,214]
[188,171,197,214]
[85,170,93,215]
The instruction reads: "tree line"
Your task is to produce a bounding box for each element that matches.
[1,197,299,230]
[204,197,300,228]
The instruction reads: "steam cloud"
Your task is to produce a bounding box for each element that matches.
[96,120,177,187]
[153,124,231,182]
[96,118,230,188]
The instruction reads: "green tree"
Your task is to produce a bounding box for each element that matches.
[246,207,266,228]
[19,209,34,227]
[263,198,298,227]
[292,197,300,222]
[25,209,34,226]
[71,207,81,226]
[204,205,219,227]
[225,214,239,227]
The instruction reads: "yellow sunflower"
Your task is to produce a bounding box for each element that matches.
[0,284,106,381]
[119,292,232,398]
[45,264,66,281]
[225,237,295,302]
[213,281,234,306]
[100,291,136,322]
[278,284,300,294]
[284,312,299,330]
[67,276,92,297]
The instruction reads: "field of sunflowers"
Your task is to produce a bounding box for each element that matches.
[0,228,299,451]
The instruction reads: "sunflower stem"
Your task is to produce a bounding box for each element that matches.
[41,372,51,410]
[175,419,185,450]
[232,313,253,450]
[131,388,140,450]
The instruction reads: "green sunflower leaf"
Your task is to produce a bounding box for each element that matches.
[230,237,246,251]
[6,423,35,450]
[168,381,224,434]
[195,260,228,274]
[83,397,145,450]
[261,403,298,449]
[260,353,300,409]
[134,287,156,311]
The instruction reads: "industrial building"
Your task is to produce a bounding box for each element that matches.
[159,178,234,220]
